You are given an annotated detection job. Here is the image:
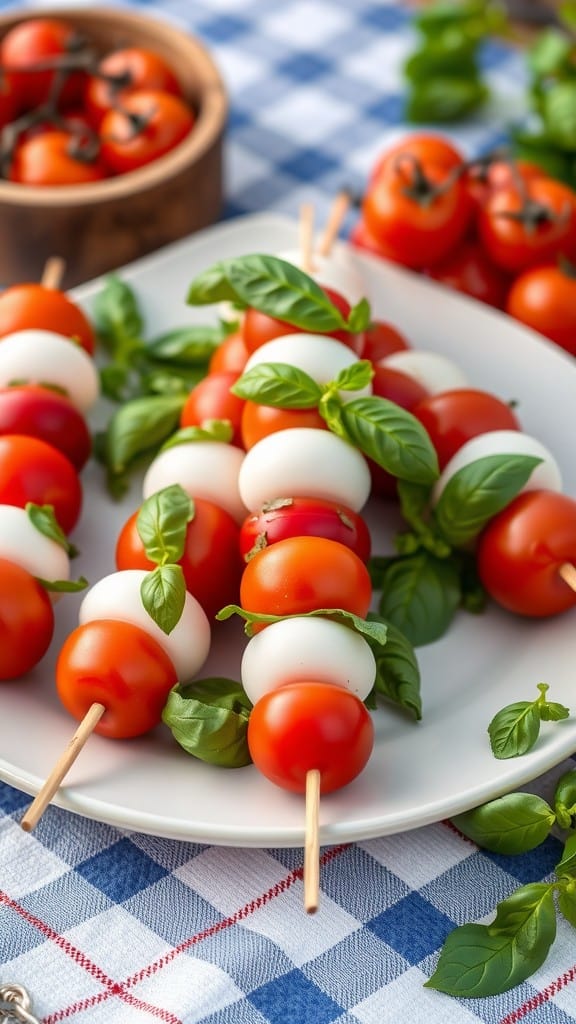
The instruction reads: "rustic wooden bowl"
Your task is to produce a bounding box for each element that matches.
[0,6,228,288]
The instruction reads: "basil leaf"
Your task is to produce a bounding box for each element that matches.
[544,82,576,151]
[434,454,542,548]
[539,701,570,722]
[231,363,322,408]
[92,274,144,355]
[404,34,478,83]
[140,564,186,635]
[558,880,576,928]
[161,421,234,450]
[104,394,185,476]
[556,832,576,880]
[347,298,371,333]
[377,553,461,647]
[529,28,573,77]
[26,503,78,557]
[406,78,488,123]
[425,883,557,997]
[330,359,373,393]
[451,793,556,855]
[162,678,252,767]
[100,363,132,402]
[140,367,206,397]
[186,261,242,305]
[325,396,439,486]
[554,769,576,827]
[136,485,194,566]
[488,701,541,760]
[38,576,89,593]
[367,615,422,720]
[216,604,388,645]
[147,325,225,365]
[560,1,576,31]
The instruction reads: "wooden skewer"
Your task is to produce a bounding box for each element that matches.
[317,190,351,258]
[20,702,106,832]
[40,256,66,290]
[299,203,316,275]
[559,563,576,591]
[304,768,321,914]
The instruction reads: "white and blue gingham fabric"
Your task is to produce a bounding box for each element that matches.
[2,1,576,1022]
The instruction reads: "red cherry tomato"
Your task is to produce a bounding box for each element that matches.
[180,371,245,447]
[248,681,374,794]
[465,158,545,213]
[426,239,512,309]
[115,498,243,620]
[239,496,372,563]
[0,557,54,680]
[369,134,464,185]
[348,216,402,261]
[209,331,250,375]
[0,70,18,127]
[85,47,182,127]
[362,320,410,363]
[412,388,521,470]
[10,130,107,186]
[506,263,576,357]
[477,490,576,617]
[241,287,363,354]
[99,89,195,174]
[478,178,576,273]
[240,401,327,450]
[0,435,82,533]
[369,365,429,498]
[240,535,372,621]
[0,283,95,356]
[0,17,85,110]
[0,385,91,470]
[56,619,178,739]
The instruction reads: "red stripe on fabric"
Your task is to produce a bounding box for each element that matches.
[499,964,576,1023]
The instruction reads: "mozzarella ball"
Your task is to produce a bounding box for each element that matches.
[0,330,100,412]
[276,245,367,305]
[243,333,372,401]
[142,441,246,523]
[238,428,371,512]
[0,504,70,589]
[79,569,211,682]
[433,430,562,505]
[382,351,469,394]
[241,615,376,704]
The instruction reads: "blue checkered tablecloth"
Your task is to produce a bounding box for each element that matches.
[2,1,576,1022]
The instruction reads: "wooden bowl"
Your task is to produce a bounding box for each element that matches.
[0,6,228,288]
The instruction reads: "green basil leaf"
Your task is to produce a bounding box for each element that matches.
[347,297,371,333]
[26,503,78,557]
[377,553,461,647]
[558,879,576,928]
[325,396,439,486]
[329,359,374,393]
[554,769,576,824]
[366,615,422,720]
[162,678,252,767]
[104,394,185,476]
[136,484,194,566]
[231,363,322,408]
[140,564,186,635]
[161,420,234,450]
[216,604,388,645]
[539,701,571,722]
[140,368,205,397]
[99,363,132,402]
[38,576,89,593]
[434,454,542,548]
[543,82,576,151]
[528,28,573,77]
[186,261,242,305]
[451,793,556,854]
[406,78,489,123]
[556,832,576,880]
[488,701,541,760]
[559,1,576,31]
[425,883,557,997]
[92,274,144,354]
[147,325,225,365]
[404,34,478,83]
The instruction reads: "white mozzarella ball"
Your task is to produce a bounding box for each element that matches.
[0,330,100,412]
[238,427,371,512]
[243,333,372,401]
[0,504,70,589]
[276,245,367,305]
[433,430,562,505]
[382,351,469,394]
[79,569,211,682]
[142,441,246,523]
[241,616,376,704]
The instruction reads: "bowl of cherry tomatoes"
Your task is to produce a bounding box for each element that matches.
[0,6,228,288]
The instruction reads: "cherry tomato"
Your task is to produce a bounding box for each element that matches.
[369,134,464,185]
[478,178,576,273]
[412,388,521,470]
[10,130,107,186]
[0,17,85,110]
[362,320,410,363]
[348,216,402,261]
[0,283,95,356]
[0,70,18,127]
[0,385,91,470]
[362,159,472,269]
[99,90,195,174]
[426,239,512,309]
[465,158,545,213]
[85,47,182,127]
[506,263,576,357]
[180,371,245,447]
[56,619,178,739]
[369,365,429,498]
[0,557,54,680]
[116,497,243,619]
[241,286,363,354]
[247,681,374,794]
[240,535,372,621]
[239,496,372,563]
[240,401,327,450]
[477,490,576,617]
[0,435,82,533]
[208,331,250,375]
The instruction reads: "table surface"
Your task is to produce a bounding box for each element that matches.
[1,1,575,1023]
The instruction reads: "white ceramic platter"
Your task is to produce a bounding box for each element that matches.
[1,212,575,847]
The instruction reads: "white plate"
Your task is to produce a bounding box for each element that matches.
[1,212,576,848]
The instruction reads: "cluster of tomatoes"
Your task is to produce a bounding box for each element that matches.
[0,16,195,184]
[350,133,576,357]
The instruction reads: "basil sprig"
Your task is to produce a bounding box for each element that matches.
[99,393,185,496]
[26,503,78,558]
[135,484,195,635]
[487,683,571,760]
[162,678,252,767]
[216,604,387,646]
[451,793,557,855]
[366,615,422,720]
